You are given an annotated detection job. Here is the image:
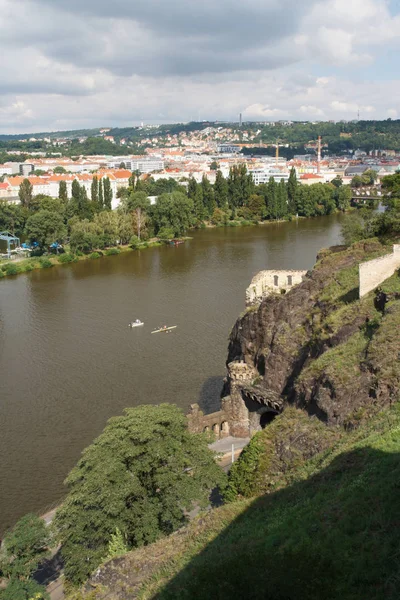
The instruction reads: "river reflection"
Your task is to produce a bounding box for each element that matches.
[0,215,344,532]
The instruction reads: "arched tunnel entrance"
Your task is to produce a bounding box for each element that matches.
[259,410,278,429]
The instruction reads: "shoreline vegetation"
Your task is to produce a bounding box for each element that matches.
[0,213,343,280]
[0,165,357,280]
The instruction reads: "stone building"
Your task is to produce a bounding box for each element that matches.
[187,361,283,439]
[246,269,308,306]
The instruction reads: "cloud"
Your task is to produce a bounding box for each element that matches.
[0,0,399,131]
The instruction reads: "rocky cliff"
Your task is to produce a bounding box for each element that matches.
[224,240,400,428]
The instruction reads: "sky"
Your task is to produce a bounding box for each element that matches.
[1,0,400,133]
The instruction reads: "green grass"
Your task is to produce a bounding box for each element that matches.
[80,404,400,600]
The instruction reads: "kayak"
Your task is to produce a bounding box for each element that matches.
[151,326,177,334]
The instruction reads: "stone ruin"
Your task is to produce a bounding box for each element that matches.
[187,361,283,439]
[246,269,308,306]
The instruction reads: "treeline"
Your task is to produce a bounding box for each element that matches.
[342,172,400,245]
[254,119,400,152]
[0,167,351,257]
[185,165,351,223]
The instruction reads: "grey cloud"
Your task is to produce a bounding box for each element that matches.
[22,0,318,77]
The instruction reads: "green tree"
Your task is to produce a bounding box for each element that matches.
[25,210,66,249]
[0,578,49,600]
[214,170,229,209]
[337,186,352,211]
[227,164,254,210]
[210,161,219,170]
[0,514,50,581]
[193,186,205,221]
[201,175,215,218]
[187,177,198,200]
[276,179,288,219]
[71,179,81,203]
[55,404,226,585]
[150,192,194,237]
[58,180,68,203]
[331,176,343,188]
[0,201,27,235]
[123,191,150,240]
[69,219,101,253]
[103,177,113,210]
[265,177,278,219]
[93,211,119,247]
[98,178,104,208]
[53,166,66,174]
[287,168,298,215]
[18,179,33,208]
[91,176,99,204]
[246,194,265,220]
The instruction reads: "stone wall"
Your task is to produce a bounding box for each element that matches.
[359,245,400,298]
[187,404,231,438]
[246,269,308,306]
[187,361,283,439]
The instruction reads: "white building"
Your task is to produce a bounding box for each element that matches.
[249,169,290,185]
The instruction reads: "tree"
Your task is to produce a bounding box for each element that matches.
[53,166,66,174]
[0,514,50,581]
[18,179,33,208]
[287,168,298,215]
[193,186,205,221]
[119,162,126,169]
[201,175,215,218]
[227,164,254,210]
[331,176,343,188]
[98,178,104,208]
[150,192,194,237]
[25,210,66,249]
[210,161,219,170]
[58,180,68,203]
[103,177,113,210]
[337,186,352,211]
[351,175,363,188]
[214,170,229,209]
[0,201,27,235]
[276,179,288,219]
[55,404,226,585]
[187,177,198,200]
[0,578,49,600]
[246,194,265,220]
[265,177,278,219]
[69,219,101,253]
[91,176,99,204]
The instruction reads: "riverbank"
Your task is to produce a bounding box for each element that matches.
[0,237,191,279]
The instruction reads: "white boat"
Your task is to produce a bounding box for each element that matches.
[151,326,177,334]
[129,320,144,328]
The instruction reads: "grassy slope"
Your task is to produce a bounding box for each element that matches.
[74,242,400,600]
[78,405,400,600]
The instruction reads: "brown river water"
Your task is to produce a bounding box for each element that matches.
[0,215,343,533]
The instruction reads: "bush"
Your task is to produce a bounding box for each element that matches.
[105,248,120,256]
[89,252,101,260]
[129,235,140,249]
[4,263,19,276]
[0,269,4,278]
[58,253,77,264]
[157,227,175,240]
[39,258,53,269]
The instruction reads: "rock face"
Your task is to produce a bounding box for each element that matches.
[222,241,400,429]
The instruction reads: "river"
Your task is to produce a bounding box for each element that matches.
[0,215,344,533]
